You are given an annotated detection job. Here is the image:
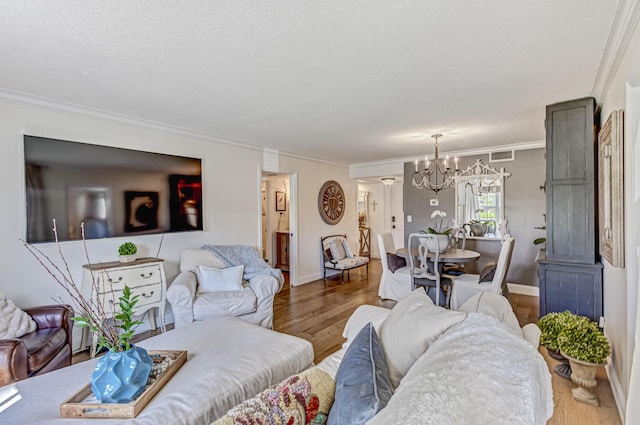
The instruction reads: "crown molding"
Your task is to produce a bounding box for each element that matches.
[0,89,351,168]
[349,140,545,173]
[0,88,269,152]
[592,0,640,100]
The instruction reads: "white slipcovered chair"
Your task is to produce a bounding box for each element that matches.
[377,233,414,301]
[166,248,283,329]
[449,237,515,310]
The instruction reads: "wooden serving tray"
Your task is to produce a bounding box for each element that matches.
[60,350,187,419]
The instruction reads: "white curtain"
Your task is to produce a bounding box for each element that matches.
[463,180,480,224]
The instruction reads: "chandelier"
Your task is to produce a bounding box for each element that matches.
[411,134,460,195]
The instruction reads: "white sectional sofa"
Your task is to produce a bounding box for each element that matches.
[216,290,553,425]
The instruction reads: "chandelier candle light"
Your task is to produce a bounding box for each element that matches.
[412,134,461,195]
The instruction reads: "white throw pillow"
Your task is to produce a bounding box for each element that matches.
[197,265,244,293]
[329,238,347,261]
[379,289,466,388]
[342,239,353,258]
[0,299,37,339]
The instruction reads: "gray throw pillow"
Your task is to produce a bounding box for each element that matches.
[478,261,498,282]
[386,253,406,273]
[327,322,393,425]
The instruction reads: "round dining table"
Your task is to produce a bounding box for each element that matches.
[396,247,480,263]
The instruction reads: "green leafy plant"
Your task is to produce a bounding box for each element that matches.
[533,226,546,245]
[538,310,611,364]
[538,311,576,350]
[118,242,137,256]
[22,220,143,353]
[557,317,611,364]
[73,285,142,352]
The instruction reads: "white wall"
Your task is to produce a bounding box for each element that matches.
[0,97,352,349]
[598,14,640,419]
[277,155,353,285]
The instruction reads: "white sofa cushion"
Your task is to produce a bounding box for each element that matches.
[342,305,391,348]
[180,248,226,273]
[367,313,554,425]
[324,256,369,270]
[379,289,465,388]
[193,288,257,320]
[456,291,541,348]
[197,265,244,292]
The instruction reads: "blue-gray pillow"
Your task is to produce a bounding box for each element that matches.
[327,322,393,425]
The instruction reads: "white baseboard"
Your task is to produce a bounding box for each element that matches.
[507,283,539,297]
[606,362,627,422]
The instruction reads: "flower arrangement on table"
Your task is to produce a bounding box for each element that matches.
[423,210,453,235]
[22,219,152,403]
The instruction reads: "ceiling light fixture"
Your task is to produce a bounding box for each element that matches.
[381,177,395,186]
[412,134,460,195]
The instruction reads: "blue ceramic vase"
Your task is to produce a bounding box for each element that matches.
[90,345,153,403]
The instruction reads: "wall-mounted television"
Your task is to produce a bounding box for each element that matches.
[24,136,203,243]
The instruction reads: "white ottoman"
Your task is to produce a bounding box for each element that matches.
[2,316,314,425]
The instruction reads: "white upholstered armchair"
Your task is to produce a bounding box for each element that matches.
[166,248,283,329]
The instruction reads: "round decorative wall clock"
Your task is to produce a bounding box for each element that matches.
[318,180,345,225]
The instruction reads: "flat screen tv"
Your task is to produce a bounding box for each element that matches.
[24,135,203,243]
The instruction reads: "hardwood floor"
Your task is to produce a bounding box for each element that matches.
[273,259,622,425]
[73,258,622,424]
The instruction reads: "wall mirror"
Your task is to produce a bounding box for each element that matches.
[357,191,369,228]
[454,159,511,238]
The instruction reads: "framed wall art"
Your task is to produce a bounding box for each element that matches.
[598,109,624,267]
[275,191,286,211]
[125,191,159,232]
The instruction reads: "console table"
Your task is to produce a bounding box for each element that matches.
[80,257,167,358]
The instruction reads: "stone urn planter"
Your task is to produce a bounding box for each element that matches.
[562,353,606,406]
[547,347,571,380]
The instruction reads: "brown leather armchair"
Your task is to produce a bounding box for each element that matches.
[0,305,73,386]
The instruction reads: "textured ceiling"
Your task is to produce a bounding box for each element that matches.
[0,1,618,165]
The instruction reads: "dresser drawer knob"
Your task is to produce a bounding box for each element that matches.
[108,276,123,283]
[141,291,154,298]
[141,272,154,278]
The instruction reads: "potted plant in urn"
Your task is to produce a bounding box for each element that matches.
[538,311,576,379]
[22,220,152,403]
[118,241,137,263]
[420,210,452,253]
[557,317,611,406]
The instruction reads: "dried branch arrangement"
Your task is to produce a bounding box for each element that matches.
[22,219,142,352]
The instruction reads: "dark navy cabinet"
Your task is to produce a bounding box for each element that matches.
[538,97,603,321]
[538,261,603,321]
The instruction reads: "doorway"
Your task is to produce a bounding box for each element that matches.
[261,171,295,283]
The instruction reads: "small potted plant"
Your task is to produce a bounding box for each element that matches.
[420,210,452,253]
[118,241,137,263]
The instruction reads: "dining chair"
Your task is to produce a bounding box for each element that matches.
[377,233,414,301]
[407,233,451,306]
[449,237,515,310]
[444,227,467,276]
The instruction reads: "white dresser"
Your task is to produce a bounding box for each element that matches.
[80,257,167,358]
